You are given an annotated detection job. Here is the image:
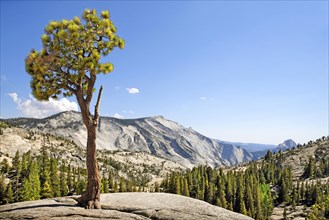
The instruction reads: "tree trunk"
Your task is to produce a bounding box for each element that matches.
[77,124,101,209]
[76,86,103,209]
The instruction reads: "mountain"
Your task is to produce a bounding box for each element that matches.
[3,111,253,168]
[217,140,277,152]
[276,139,297,150]
[252,139,297,160]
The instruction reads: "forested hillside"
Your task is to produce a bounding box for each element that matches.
[0,121,184,205]
[161,137,329,220]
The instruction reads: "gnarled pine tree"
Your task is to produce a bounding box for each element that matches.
[25,9,124,208]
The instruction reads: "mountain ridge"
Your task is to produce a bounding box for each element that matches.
[3,111,253,168]
[2,111,296,168]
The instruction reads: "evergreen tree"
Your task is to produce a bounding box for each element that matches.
[108,169,114,191]
[1,158,10,174]
[67,164,72,192]
[235,173,245,213]
[254,186,263,220]
[303,156,316,179]
[50,158,60,197]
[126,180,133,192]
[155,182,160,192]
[20,178,33,201]
[76,179,86,195]
[5,182,14,204]
[245,183,254,217]
[119,177,126,192]
[182,178,189,197]
[260,183,273,218]
[21,151,32,180]
[72,166,76,193]
[12,150,22,201]
[39,147,50,188]
[114,181,119,193]
[102,173,109,193]
[41,180,53,198]
[60,160,68,196]
[25,8,124,208]
[175,176,181,195]
[29,160,41,200]
[0,174,6,204]
[218,188,227,209]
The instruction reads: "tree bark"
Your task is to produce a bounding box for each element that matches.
[77,124,101,209]
[76,86,103,209]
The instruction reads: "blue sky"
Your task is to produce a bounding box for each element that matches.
[1,1,328,145]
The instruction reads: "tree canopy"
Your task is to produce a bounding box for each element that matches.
[25,9,124,101]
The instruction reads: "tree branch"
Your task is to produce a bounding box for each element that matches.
[93,85,103,124]
[85,71,96,106]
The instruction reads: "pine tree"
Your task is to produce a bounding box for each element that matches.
[12,150,22,201]
[76,179,86,195]
[67,164,72,192]
[102,173,109,193]
[25,8,124,209]
[21,150,32,179]
[41,180,53,198]
[72,166,76,193]
[226,173,234,206]
[219,189,227,209]
[155,182,160,192]
[182,178,189,197]
[108,169,114,191]
[235,173,245,213]
[60,160,68,196]
[254,186,263,220]
[119,177,126,192]
[126,180,133,192]
[0,174,6,204]
[304,156,316,179]
[260,183,273,218]
[114,181,119,193]
[245,183,254,217]
[29,160,41,200]
[175,176,181,195]
[50,158,60,197]
[39,147,50,188]
[1,158,10,174]
[20,178,33,201]
[5,182,14,204]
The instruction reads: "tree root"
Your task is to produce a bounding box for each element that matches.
[78,196,101,209]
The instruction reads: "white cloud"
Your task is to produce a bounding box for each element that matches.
[113,113,124,119]
[8,93,78,118]
[126,88,140,94]
[122,110,134,114]
[200,97,207,100]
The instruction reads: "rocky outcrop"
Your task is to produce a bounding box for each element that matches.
[0,193,254,220]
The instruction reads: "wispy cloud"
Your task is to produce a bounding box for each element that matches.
[126,87,140,94]
[113,113,124,119]
[200,97,207,100]
[122,110,134,114]
[8,93,78,118]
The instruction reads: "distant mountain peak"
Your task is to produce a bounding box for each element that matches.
[277,139,297,149]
